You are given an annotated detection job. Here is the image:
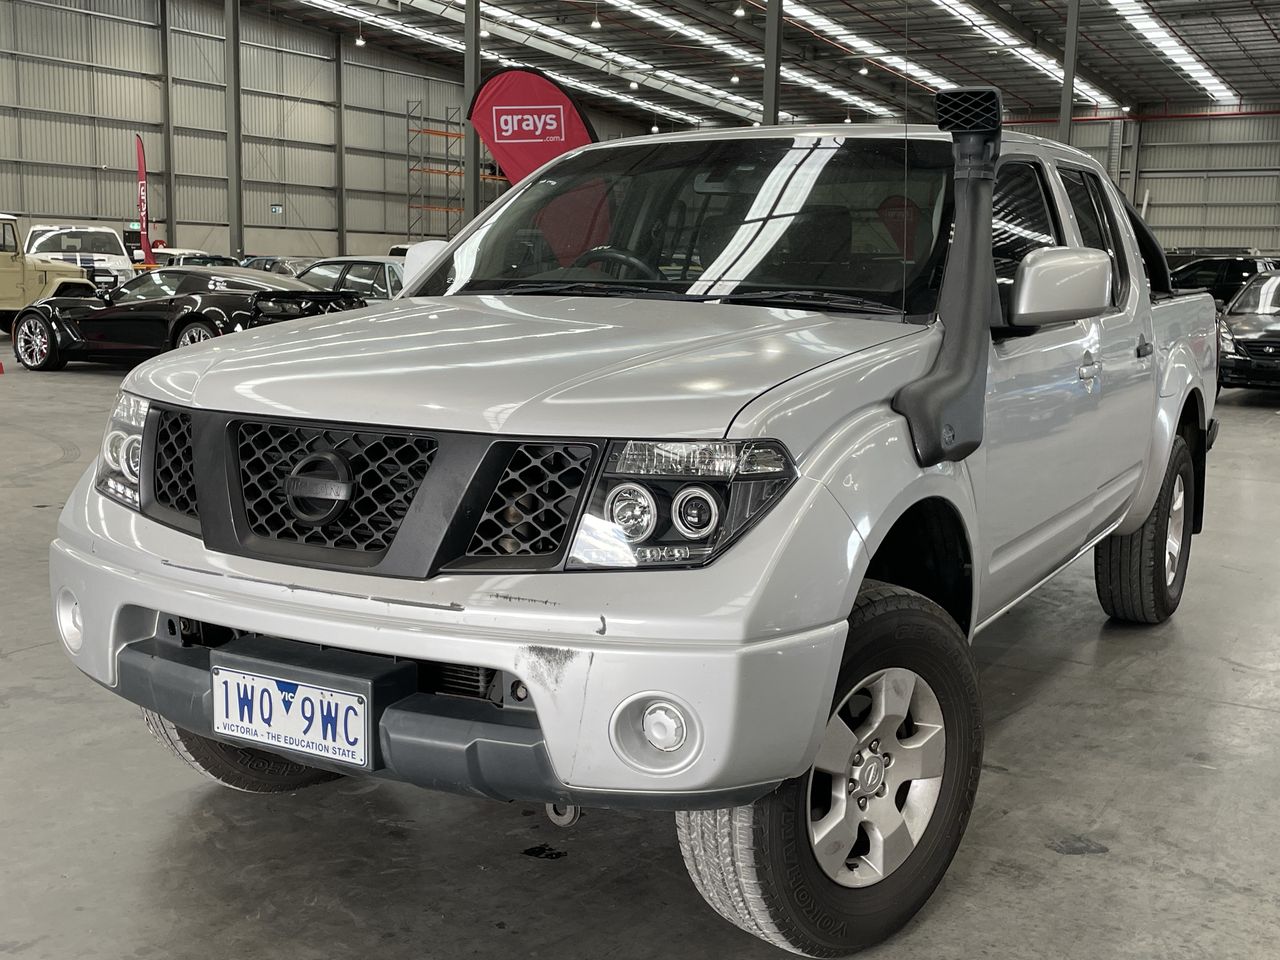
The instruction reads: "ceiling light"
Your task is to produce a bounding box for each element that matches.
[591,5,601,29]
[629,80,638,89]
[733,4,746,16]
[479,27,489,37]
[924,0,1115,105]
[1122,105,1131,113]
[1104,0,1235,101]
[355,27,366,46]
[752,120,761,127]
[600,0,894,117]
[296,0,705,123]
[651,124,660,133]
[783,2,954,91]
[858,65,868,76]
[730,73,740,84]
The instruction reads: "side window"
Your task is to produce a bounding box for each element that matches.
[341,262,390,299]
[300,262,343,289]
[115,272,172,302]
[387,265,403,297]
[0,223,16,253]
[1059,167,1127,306]
[992,161,1060,317]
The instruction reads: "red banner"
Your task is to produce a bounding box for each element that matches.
[467,69,597,184]
[135,135,156,265]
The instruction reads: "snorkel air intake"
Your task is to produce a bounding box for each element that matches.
[893,88,1003,467]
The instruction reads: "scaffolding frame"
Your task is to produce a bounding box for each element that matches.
[406,102,508,241]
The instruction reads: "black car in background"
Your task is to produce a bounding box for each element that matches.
[1218,271,1280,390]
[11,266,365,371]
[1171,255,1279,306]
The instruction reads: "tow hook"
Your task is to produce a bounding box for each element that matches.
[545,803,582,827]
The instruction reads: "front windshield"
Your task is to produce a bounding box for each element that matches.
[1229,274,1280,315]
[413,136,955,318]
[29,228,127,257]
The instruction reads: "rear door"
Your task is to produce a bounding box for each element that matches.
[74,270,181,351]
[0,221,22,311]
[299,262,343,291]
[337,261,391,300]
[1055,164,1156,534]
[976,159,1102,619]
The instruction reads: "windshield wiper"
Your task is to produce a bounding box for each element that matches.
[479,281,692,300]
[714,289,901,314]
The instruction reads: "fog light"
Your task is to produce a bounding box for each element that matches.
[642,700,687,752]
[56,589,83,652]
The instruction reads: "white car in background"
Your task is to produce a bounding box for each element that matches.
[24,224,135,290]
[296,255,406,301]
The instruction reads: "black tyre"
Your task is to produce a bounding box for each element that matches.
[142,709,341,793]
[13,313,67,371]
[677,583,983,957]
[1094,434,1194,624]
[173,318,218,348]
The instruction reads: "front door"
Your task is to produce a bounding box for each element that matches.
[973,159,1102,620]
[75,270,180,352]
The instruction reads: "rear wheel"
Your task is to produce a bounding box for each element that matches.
[174,319,217,348]
[13,313,66,371]
[1094,434,1195,624]
[142,709,341,793]
[676,583,983,957]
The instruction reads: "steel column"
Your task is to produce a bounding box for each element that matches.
[762,0,782,125]
[1057,0,1081,145]
[334,34,348,254]
[1127,120,1143,203]
[160,0,178,244]
[462,0,481,223]
[224,0,244,257]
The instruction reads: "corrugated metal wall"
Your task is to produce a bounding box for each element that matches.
[1011,106,1280,252]
[0,0,647,255]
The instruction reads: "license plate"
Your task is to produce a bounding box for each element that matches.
[211,665,369,767]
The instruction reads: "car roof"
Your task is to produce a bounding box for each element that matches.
[157,265,316,290]
[0,213,16,222]
[29,223,119,231]
[306,256,405,265]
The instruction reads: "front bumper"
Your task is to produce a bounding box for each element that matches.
[51,467,859,806]
[1219,353,1280,389]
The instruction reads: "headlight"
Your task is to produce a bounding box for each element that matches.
[258,299,305,317]
[567,440,796,569]
[95,392,149,509]
[1218,321,1243,358]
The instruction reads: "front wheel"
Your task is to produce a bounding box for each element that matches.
[13,313,66,371]
[142,709,341,793]
[676,583,983,957]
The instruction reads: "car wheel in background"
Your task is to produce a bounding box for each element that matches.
[174,319,218,348]
[13,313,67,371]
[676,582,983,957]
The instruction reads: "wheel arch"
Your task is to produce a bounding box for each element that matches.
[1177,387,1207,534]
[168,312,221,348]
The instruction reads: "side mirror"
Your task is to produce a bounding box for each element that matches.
[1009,247,1111,327]
[98,289,113,304]
[132,249,146,263]
[1213,298,1226,314]
[403,239,450,289]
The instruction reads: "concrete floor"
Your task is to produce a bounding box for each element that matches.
[3,356,1279,960]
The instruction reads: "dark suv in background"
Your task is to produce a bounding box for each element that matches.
[1171,256,1279,306]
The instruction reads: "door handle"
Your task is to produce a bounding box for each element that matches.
[1136,338,1153,359]
[1079,359,1101,381]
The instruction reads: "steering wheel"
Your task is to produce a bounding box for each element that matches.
[571,245,661,281]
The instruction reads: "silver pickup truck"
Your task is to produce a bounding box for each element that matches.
[52,91,1216,956]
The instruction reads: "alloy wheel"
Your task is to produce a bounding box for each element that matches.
[177,325,214,347]
[15,319,49,367]
[807,667,946,888]
[1165,474,1186,587]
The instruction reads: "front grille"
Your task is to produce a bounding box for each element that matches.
[237,421,437,553]
[432,663,498,699]
[466,443,594,557]
[153,411,199,519]
[1240,340,1280,361]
